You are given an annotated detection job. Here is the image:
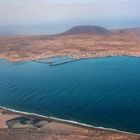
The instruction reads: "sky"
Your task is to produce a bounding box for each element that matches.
[0,0,140,34]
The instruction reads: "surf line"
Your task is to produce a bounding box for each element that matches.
[0,105,140,136]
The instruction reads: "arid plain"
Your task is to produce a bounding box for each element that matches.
[0,26,140,62]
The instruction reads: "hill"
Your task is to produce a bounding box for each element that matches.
[61,25,112,36]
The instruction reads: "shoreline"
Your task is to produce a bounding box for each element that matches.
[0,105,140,136]
[1,54,140,64]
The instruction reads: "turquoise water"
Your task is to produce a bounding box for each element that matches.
[0,56,140,133]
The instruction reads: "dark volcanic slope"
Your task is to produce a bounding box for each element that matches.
[61,25,112,35]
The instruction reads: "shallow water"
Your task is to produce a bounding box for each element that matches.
[0,56,140,133]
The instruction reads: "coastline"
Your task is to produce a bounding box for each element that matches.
[0,105,140,136]
[1,54,140,64]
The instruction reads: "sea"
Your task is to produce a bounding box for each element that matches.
[0,56,140,134]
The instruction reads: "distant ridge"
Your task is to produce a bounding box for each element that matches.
[124,27,140,35]
[60,25,112,36]
[113,27,140,35]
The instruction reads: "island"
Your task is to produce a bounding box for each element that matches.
[0,26,140,62]
[0,26,140,140]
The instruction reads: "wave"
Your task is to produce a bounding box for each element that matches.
[0,105,140,136]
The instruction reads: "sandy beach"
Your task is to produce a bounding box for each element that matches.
[0,107,140,140]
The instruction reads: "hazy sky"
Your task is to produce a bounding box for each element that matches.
[0,0,140,34]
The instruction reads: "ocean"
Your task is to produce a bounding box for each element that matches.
[0,56,140,134]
